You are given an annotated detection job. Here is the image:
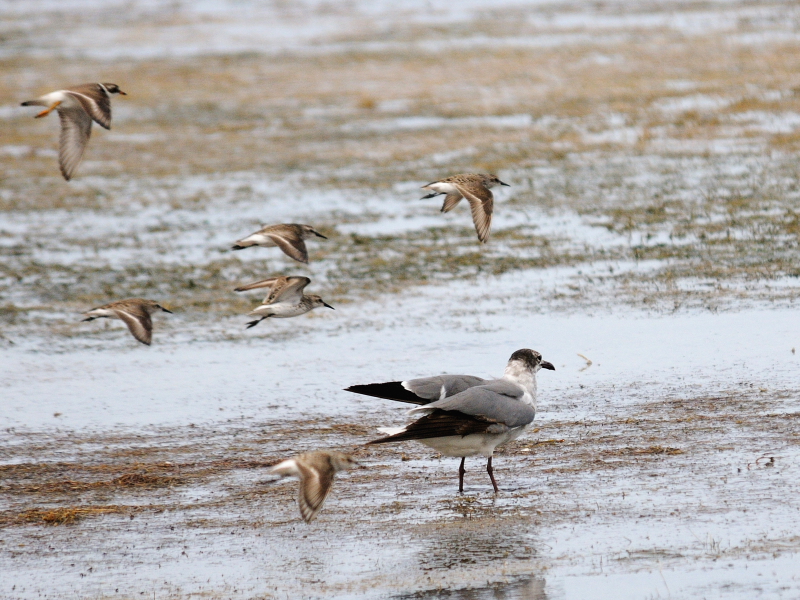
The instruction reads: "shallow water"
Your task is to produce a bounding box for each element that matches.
[2,303,799,599]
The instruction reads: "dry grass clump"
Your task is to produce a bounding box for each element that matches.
[17,505,128,526]
[20,473,182,494]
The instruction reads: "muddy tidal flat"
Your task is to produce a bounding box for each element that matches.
[2,1,800,598]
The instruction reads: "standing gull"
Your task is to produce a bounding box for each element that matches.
[421,173,509,243]
[21,83,126,181]
[269,450,360,523]
[235,275,334,328]
[231,224,327,264]
[347,349,554,493]
[82,298,172,346]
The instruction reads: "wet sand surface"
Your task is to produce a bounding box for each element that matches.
[2,1,800,598]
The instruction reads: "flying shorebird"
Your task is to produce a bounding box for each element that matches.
[82,298,172,346]
[234,276,334,328]
[21,83,126,181]
[269,450,360,523]
[421,173,509,243]
[231,224,327,264]
[346,349,554,493]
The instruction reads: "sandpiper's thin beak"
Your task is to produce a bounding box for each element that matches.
[118,90,127,95]
[161,307,174,314]
[323,302,335,310]
[541,361,555,371]
[314,231,328,239]
[499,180,510,186]
[81,316,93,322]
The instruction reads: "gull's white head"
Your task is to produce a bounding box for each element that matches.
[507,349,554,373]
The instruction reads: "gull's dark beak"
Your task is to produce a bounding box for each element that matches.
[541,361,555,371]
[323,302,335,310]
[499,180,510,186]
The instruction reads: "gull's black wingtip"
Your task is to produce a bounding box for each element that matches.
[345,381,426,404]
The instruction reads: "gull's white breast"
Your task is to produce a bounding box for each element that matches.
[420,426,528,458]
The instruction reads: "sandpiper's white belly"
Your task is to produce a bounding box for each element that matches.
[425,182,460,195]
[419,426,527,458]
[240,233,277,247]
[43,91,82,110]
[85,308,119,319]
[249,302,308,318]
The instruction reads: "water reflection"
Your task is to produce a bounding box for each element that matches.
[392,576,548,599]
[395,513,548,599]
[414,514,539,569]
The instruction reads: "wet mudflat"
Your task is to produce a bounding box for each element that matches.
[2,0,800,598]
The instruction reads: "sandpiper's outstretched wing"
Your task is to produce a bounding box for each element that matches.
[296,455,336,523]
[440,193,463,213]
[345,374,486,405]
[65,84,112,129]
[112,305,153,345]
[453,183,493,243]
[266,276,311,304]
[57,107,92,181]
[266,229,310,263]
[235,276,284,296]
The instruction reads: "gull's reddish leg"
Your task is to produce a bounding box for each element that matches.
[487,456,499,493]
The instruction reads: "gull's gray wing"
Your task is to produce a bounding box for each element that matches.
[411,382,534,429]
[345,374,486,405]
[367,381,535,445]
[367,410,505,444]
[404,375,487,402]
